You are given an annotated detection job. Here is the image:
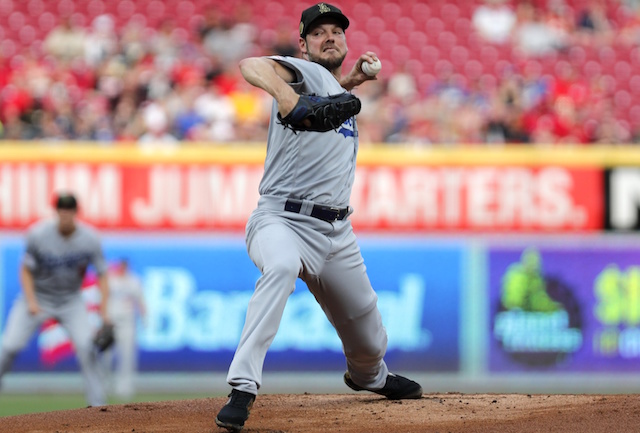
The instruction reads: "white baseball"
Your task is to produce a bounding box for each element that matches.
[362,59,382,76]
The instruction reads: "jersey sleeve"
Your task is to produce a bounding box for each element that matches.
[268,55,306,91]
[22,228,38,271]
[268,55,340,96]
[89,233,108,276]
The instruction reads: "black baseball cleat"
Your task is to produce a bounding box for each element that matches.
[344,371,423,400]
[215,389,256,432]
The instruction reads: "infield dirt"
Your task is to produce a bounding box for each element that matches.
[0,392,638,432]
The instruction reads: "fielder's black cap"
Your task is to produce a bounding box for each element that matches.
[299,3,349,37]
[55,192,78,210]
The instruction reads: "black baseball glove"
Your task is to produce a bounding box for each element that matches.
[94,323,115,352]
[277,92,361,132]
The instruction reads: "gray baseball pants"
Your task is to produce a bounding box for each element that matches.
[0,293,107,406]
[227,198,389,395]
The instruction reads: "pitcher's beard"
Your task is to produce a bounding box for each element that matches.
[309,53,345,71]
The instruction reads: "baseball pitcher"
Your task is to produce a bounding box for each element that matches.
[215,3,422,432]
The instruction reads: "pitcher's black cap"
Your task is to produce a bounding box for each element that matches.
[55,192,78,210]
[299,3,349,37]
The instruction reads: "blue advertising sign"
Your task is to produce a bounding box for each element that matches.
[489,245,640,372]
[0,236,463,373]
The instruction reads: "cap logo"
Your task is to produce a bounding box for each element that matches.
[299,21,304,35]
[318,3,331,13]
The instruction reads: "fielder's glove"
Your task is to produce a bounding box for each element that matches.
[277,92,361,133]
[93,323,115,352]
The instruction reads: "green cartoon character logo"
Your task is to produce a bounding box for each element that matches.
[493,248,583,367]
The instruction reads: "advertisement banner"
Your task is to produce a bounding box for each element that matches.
[489,246,640,372]
[0,237,463,372]
[0,162,603,233]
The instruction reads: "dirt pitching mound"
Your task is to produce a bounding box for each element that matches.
[1,393,639,432]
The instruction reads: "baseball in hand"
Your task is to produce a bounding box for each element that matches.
[362,59,382,76]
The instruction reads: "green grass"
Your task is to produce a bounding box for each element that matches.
[0,393,215,418]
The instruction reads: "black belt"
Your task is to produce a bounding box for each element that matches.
[284,200,349,222]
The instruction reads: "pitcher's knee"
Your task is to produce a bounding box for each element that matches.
[263,259,300,281]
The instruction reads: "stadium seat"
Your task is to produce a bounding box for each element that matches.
[351,2,373,23]
[394,17,415,39]
[615,90,632,110]
[464,59,483,80]
[449,45,469,69]
[629,105,640,126]
[380,3,402,23]
[439,3,460,28]
[365,16,386,35]
[424,17,444,38]
[8,11,25,31]
[438,31,457,52]
[410,3,430,22]
[614,61,632,82]
[409,31,428,49]
[630,75,640,96]
[420,45,440,69]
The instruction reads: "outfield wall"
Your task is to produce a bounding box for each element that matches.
[1,144,640,393]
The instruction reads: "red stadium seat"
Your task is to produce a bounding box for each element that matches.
[409,30,428,48]
[424,17,444,38]
[405,58,424,77]
[439,3,460,28]
[380,3,402,23]
[394,17,415,39]
[437,31,457,52]
[464,59,484,80]
[453,17,472,38]
[420,45,440,68]
[449,45,469,69]
[365,16,386,35]
[629,105,640,126]
[615,90,632,110]
[599,46,617,68]
[18,25,37,45]
[418,73,436,91]
[630,75,640,96]
[567,45,587,68]
[614,61,632,82]
[629,47,640,68]
[410,3,431,22]
[8,11,25,31]
[351,2,373,23]
[582,60,602,79]
[27,0,45,17]
[57,0,76,16]
[377,30,399,55]
[1,39,17,58]
[37,12,57,34]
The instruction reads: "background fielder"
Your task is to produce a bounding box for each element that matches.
[102,257,146,401]
[0,192,110,407]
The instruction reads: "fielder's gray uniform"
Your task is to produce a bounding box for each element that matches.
[0,218,108,406]
[104,268,145,400]
[227,56,389,395]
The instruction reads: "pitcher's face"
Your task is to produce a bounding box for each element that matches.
[300,20,347,71]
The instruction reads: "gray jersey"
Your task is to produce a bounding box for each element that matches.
[22,218,107,303]
[259,56,358,207]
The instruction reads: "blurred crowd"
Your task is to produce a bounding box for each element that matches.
[2,0,640,146]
